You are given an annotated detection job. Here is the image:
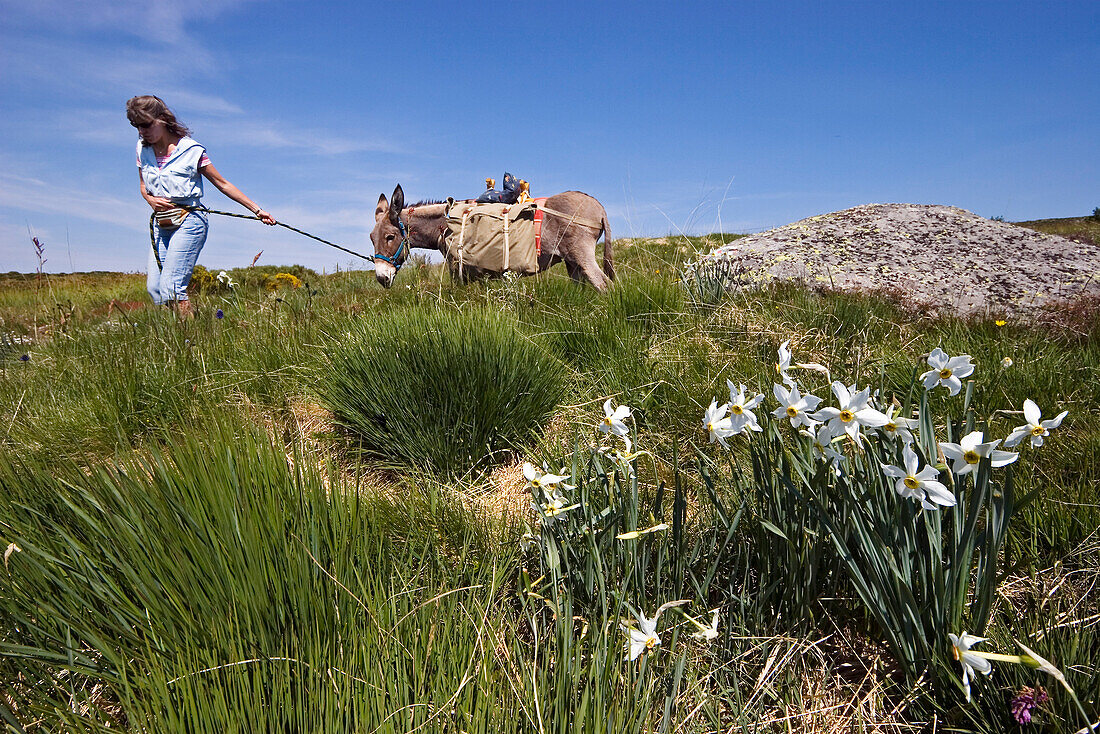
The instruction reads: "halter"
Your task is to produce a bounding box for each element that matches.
[373,216,410,271]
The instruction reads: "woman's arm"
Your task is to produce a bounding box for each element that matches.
[200,163,276,225]
[138,170,175,212]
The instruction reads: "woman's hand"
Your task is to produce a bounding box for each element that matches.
[256,209,277,226]
[146,196,175,212]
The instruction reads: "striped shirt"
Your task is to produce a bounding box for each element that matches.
[136,147,211,169]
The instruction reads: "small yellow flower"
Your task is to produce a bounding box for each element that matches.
[995,320,1006,327]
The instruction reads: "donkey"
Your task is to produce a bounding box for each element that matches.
[370,184,614,290]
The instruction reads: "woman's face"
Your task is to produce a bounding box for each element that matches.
[135,119,166,145]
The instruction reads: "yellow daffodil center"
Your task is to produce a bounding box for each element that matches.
[645,635,658,649]
[903,476,921,490]
[839,409,855,423]
[730,405,744,415]
[884,422,897,433]
[963,450,981,464]
[786,406,799,418]
[1031,425,1045,436]
[952,646,961,661]
[939,368,952,379]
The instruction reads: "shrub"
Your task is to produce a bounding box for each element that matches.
[187,264,216,294]
[263,272,302,291]
[233,264,319,289]
[1092,206,1100,222]
[318,306,567,475]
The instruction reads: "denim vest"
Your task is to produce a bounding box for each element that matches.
[138,137,206,203]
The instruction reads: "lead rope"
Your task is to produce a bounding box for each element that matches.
[149,205,373,271]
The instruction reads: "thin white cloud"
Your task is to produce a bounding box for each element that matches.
[0,0,263,45]
[0,173,148,230]
[196,118,409,156]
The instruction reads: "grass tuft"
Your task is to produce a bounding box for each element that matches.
[318,306,567,476]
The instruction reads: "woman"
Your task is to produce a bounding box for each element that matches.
[127,95,276,316]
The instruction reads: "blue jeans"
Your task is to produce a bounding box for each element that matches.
[147,210,208,304]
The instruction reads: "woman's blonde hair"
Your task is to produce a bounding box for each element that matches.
[126,96,191,139]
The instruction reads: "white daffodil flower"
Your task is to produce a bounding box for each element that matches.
[216,270,238,288]
[519,532,539,551]
[920,347,975,396]
[621,614,660,661]
[876,404,919,444]
[725,381,764,434]
[949,632,993,703]
[939,431,1018,475]
[597,437,649,478]
[812,381,889,444]
[803,425,845,473]
[776,340,795,387]
[690,609,721,641]
[703,400,737,448]
[538,489,579,522]
[1000,357,1013,369]
[600,399,632,437]
[522,462,574,492]
[881,444,956,509]
[620,601,690,661]
[1003,399,1068,448]
[772,383,822,429]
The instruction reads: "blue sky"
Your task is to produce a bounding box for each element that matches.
[2,0,1097,274]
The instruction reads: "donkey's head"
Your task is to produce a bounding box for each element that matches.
[370,184,408,288]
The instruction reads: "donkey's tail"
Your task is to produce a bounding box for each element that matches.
[600,212,615,281]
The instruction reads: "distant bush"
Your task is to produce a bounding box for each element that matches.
[1092,207,1100,221]
[318,307,566,475]
[263,272,302,291]
[188,264,216,294]
[235,264,318,288]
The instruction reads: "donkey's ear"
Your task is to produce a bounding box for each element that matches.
[375,193,388,222]
[389,185,405,225]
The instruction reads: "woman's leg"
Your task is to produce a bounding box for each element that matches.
[160,212,209,309]
[146,225,171,305]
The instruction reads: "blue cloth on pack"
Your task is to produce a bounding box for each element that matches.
[476,172,520,204]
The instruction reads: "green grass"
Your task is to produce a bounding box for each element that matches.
[1015,215,1100,245]
[317,305,568,476]
[2,235,1098,732]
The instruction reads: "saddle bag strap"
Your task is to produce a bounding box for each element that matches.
[502,206,510,271]
[458,206,473,280]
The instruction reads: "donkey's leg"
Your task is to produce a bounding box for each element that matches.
[572,252,609,291]
[565,260,585,283]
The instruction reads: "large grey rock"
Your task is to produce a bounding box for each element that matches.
[690,204,1099,316]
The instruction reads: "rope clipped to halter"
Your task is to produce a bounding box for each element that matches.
[148,205,373,271]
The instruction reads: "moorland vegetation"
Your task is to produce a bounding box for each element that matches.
[1,219,1098,732]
